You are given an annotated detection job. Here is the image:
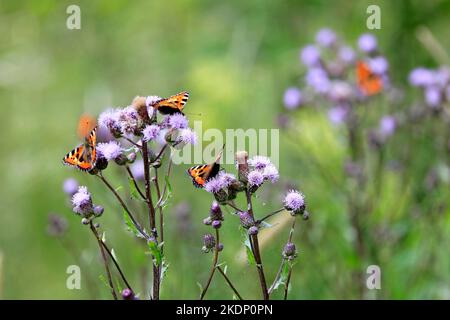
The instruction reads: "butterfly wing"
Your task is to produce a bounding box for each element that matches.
[77,113,97,139]
[187,163,220,188]
[62,127,97,172]
[153,91,189,115]
[357,61,383,96]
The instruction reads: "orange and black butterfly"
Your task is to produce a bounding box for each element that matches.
[63,115,98,172]
[152,91,189,115]
[187,147,224,188]
[356,61,383,96]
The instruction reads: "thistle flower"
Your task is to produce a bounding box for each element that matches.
[239,211,255,229]
[72,186,93,216]
[282,242,297,259]
[425,86,442,108]
[328,105,349,125]
[300,45,321,67]
[409,68,435,87]
[212,220,222,229]
[306,68,331,94]
[97,141,123,161]
[93,205,104,217]
[316,28,337,48]
[283,87,303,110]
[358,33,377,53]
[248,170,264,187]
[217,243,224,251]
[168,113,188,129]
[98,108,122,137]
[63,178,79,196]
[202,233,216,253]
[217,172,237,188]
[142,124,161,142]
[262,164,279,183]
[47,214,68,237]
[204,176,225,194]
[368,56,389,75]
[118,106,140,136]
[122,288,137,300]
[176,128,197,145]
[338,46,355,64]
[283,189,306,215]
[379,115,396,138]
[248,155,272,170]
[328,81,354,102]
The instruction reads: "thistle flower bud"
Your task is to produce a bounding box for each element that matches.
[127,152,137,163]
[239,211,255,229]
[248,226,259,235]
[235,151,249,183]
[203,217,212,225]
[302,210,310,220]
[81,218,90,225]
[282,242,297,259]
[212,220,222,229]
[217,243,224,251]
[209,201,223,221]
[114,153,129,166]
[94,152,108,171]
[121,288,135,300]
[202,233,216,253]
[93,205,104,217]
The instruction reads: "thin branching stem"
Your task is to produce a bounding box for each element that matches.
[200,228,220,300]
[217,266,243,300]
[125,165,146,200]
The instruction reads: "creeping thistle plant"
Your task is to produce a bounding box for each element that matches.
[197,150,307,300]
[62,93,196,300]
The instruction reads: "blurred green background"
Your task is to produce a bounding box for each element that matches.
[1,0,450,299]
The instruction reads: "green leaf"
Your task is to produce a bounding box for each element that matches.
[259,221,273,229]
[272,261,289,292]
[123,210,140,237]
[197,282,203,295]
[147,240,162,266]
[160,260,169,285]
[128,177,142,200]
[98,275,112,290]
[244,239,256,266]
[159,176,173,209]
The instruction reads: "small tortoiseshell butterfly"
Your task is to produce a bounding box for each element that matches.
[356,61,383,96]
[63,125,97,172]
[152,91,189,115]
[187,146,224,188]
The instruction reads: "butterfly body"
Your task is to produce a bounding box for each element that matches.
[187,146,224,188]
[152,91,189,115]
[63,127,97,172]
[356,61,383,96]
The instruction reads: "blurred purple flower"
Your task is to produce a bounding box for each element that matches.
[369,56,389,75]
[142,124,160,142]
[358,33,377,53]
[97,141,123,161]
[379,115,396,138]
[176,128,197,145]
[300,45,321,67]
[425,86,442,108]
[283,87,303,110]
[316,28,337,47]
[262,164,279,183]
[338,46,356,64]
[328,81,354,102]
[408,68,434,87]
[130,160,144,180]
[63,178,79,196]
[435,67,450,88]
[47,214,68,237]
[306,68,331,94]
[248,170,264,187]
[328,105,349,125]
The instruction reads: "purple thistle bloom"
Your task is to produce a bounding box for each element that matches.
[93,205,104,217]
[217,171,237,188]
[203,233,216,250]
[435,67,450,88]
[283,189,305,215]
[239,211,255,228]
[63,178,79,196]
[97,141,123,161]
[369,56,389,75]
[282,242,297,259]
[306,68,331,94]
[328,81,354,102]
[328,105,349,125]
[121,288,136,300]
[145,95,162,107]
[425,86,442,108]
[283,87,303,110]
[118,106,140,135]
[212,220,222,229]
[316,28,337,48]
[210,201,224,221]
[168,113,188,129]
[379,115,396,138]
[176,128,197,145]
[408,68,435,87]
[156,128,169,146]
[217,243,224,251]
[98,108,122,137]
[262,164,279,183]
[358,33,377,53]
[248,155,271,170]
[300,45,321,67]
[338,46,356,64]
[142,124,160,142]
[204,176,225,194]
[72,186,93,216]
[248,170,264,187]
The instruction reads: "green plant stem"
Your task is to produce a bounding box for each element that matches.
[217,266,243,300]
[200,228,220,300]
[125,165,146,200]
